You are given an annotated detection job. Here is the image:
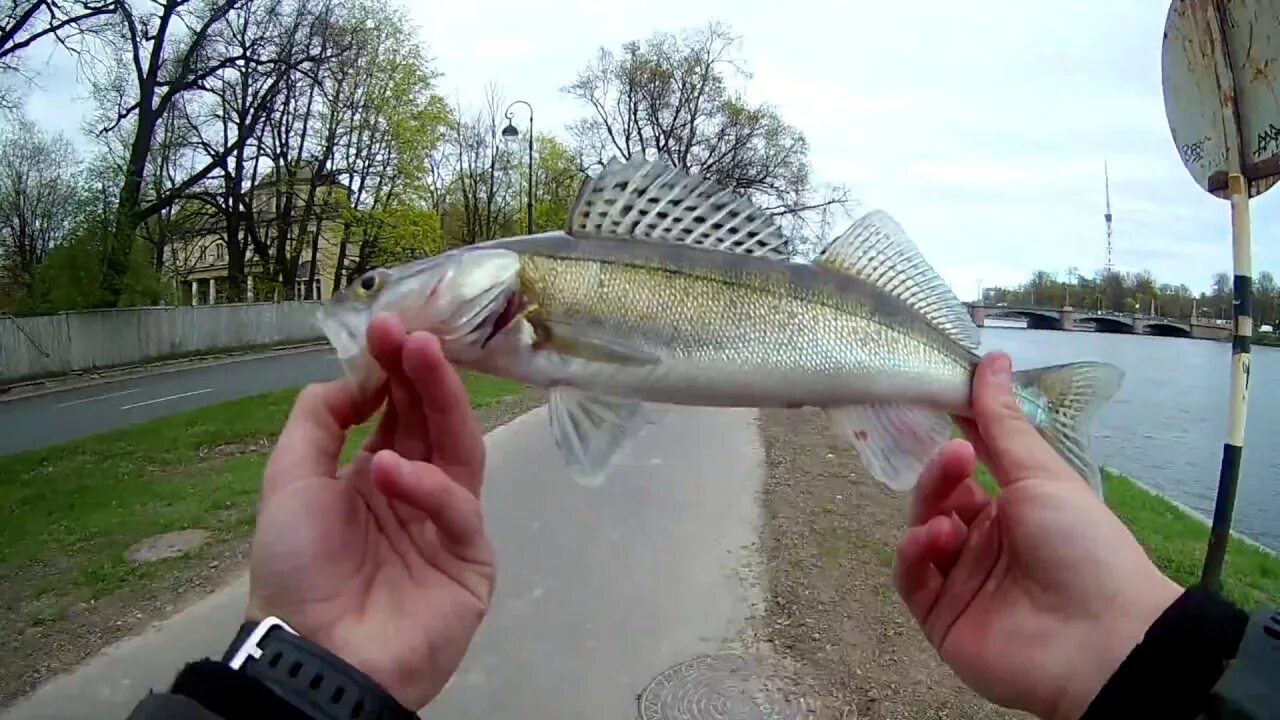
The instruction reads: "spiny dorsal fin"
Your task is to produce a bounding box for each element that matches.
[566,156,791,259]
[818,210,980,351]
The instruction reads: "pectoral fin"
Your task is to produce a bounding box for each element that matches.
[826,404,952,491]
[548,388,656,487]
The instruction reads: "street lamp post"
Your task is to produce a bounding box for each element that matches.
[501,100,534,235]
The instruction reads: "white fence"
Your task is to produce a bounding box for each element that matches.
[1,302,326,383]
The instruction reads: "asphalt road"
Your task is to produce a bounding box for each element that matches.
[4,405,765,720]
[0,348,343,457]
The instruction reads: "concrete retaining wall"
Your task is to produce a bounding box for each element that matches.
[1,302,325,383]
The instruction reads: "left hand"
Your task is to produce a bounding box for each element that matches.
[245,313,496,710]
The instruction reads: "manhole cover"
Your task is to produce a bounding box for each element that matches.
[638,653,814,720]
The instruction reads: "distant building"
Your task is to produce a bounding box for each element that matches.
[165,166,355,305]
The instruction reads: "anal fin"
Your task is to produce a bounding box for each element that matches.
[826,404,952,491]
[548,387,656,487]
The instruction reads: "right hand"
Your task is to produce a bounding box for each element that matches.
[893,352,1183,720]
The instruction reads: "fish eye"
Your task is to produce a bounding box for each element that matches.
[353,270,384,298]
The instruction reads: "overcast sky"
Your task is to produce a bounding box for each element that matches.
[18,0,1280,300]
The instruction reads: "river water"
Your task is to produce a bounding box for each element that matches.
[979,323,1280,553]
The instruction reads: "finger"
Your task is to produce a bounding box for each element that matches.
[909,439,981,525]
[401,332,485,491]
[931,512,970,574]
[364,402,399,453]
[366,314,433,460]
[266,379,384,493]
[389,370,431,461]
[894,523,943,628]
[970,352,1074,489]
[955,418,991,464]
[372,449,486,552]
[364,314,406,452]
[893,514,969,629]
[922,502,1002,648]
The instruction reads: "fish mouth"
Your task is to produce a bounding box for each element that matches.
[481,291,523,348]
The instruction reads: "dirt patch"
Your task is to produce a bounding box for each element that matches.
[753,408,1025,720]
[125,530,211,563]
[198,438,274,459]
[0,390,547,709]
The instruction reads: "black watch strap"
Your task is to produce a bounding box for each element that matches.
[222,617,417,720]
[1208,606,1280,719]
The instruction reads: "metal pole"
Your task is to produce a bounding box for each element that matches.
[502,100,535,235]
[527,110,534,235]
[1202,172,1252,589]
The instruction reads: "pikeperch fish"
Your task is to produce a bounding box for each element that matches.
[317,157,1124,494]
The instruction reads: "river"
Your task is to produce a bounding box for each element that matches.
[979,322,1280,553]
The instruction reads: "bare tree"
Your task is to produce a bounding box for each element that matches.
[0,114,80,294]
[89,0,315,304]
[178,0,335,300]
[449,86,519,247]
[563,22,850,255]
[0,0,116,111]
[322,0,443,292]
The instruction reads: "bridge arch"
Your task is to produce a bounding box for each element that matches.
[1078,316,1135,334]
[993,310,1063,330]
[1144,322,1192,338]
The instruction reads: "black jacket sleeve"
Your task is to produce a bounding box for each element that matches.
[1082,585,1250,719]
[125,660,312,720]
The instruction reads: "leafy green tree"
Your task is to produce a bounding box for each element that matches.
[0,114,80,302]
[530,134,584,232]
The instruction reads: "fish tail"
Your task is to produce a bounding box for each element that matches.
[1012,361,1125,496]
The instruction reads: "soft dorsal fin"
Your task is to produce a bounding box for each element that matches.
[818,210,979,351]
[566,156,792,259]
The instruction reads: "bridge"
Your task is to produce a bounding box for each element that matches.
[964,303,1232,341]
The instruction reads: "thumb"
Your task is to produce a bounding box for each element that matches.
[970,352,1073,489]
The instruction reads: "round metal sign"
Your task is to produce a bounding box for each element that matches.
[1161,0,1280,198]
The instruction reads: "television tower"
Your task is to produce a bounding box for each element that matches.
[1104,161,1114,274]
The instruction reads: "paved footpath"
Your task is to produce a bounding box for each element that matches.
[4,404,765,720]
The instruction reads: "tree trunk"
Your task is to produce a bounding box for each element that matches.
[103,109,156,304]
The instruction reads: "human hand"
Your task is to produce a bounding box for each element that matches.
[245,313,495,710]
[893,352,1182,720]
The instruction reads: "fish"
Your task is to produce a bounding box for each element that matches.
[317,157,1124,495]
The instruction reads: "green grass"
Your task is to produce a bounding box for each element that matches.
[1252,332,1280,348]
[971,463,1280,608]
[0,372,525,606]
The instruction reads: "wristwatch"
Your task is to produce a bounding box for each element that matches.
[222,616,416,720]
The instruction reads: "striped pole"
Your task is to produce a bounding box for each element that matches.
[1201,172,1252,589]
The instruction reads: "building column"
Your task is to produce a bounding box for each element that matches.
[207,277,216,305]
[190,280,197,306]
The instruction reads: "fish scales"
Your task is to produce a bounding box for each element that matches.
[512,238,973,381]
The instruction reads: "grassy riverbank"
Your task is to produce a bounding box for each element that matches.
[0,373,534,706]
[1252,332,1280,347]
[972,465,1279,608]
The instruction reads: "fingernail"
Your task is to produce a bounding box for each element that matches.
[990,353,1012,384]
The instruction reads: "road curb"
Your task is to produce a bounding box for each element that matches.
[0,342,331,403]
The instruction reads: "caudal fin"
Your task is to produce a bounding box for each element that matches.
[1012,362,1125,496]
